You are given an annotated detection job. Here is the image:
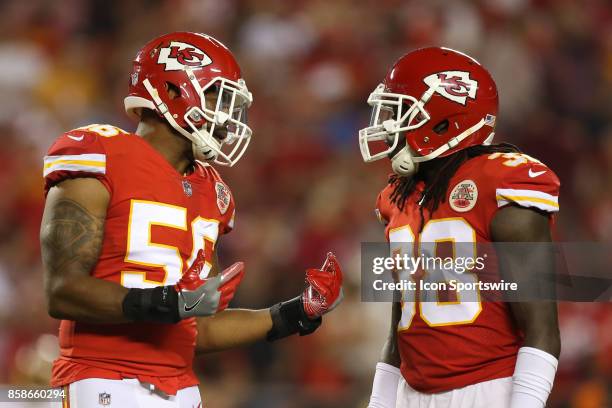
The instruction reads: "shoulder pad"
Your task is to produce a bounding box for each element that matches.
[484,152,560,213]
[43,124,126,193]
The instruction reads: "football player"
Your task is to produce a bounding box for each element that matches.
[362,48,560,408]
[40,32,343,408]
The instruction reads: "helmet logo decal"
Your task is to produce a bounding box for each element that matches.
[423,71,478,105]
[157,41,212,71]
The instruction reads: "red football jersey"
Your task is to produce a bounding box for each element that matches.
[376,152,560,393]
[43,124,236,395]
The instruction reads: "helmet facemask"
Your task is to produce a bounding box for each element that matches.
[143,70,253,167]
[359,82,435,164]
[359,78,487,177]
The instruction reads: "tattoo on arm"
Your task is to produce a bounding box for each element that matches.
[41,198,105,278]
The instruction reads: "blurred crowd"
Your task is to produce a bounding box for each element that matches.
[0,0,610,407]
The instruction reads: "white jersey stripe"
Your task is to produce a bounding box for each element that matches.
[43,154,106,178]
[43,163,106,177]
[43,154,106,177]
[44,153,106,167]
[496,188,559,213]
[495,188,558,203]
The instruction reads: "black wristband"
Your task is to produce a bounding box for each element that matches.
[266,296,322,341]
[122,286,180,324]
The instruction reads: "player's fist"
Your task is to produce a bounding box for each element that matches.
[302,252,344,318]
[176,250,244,319]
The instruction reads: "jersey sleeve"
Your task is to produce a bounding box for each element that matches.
[492,156,560,214]
[220,183,236,235]
[224,208,236,234]
[43,127,111,195]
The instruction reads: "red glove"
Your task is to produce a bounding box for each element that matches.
[302,252,344,318]
[175,250,244,318]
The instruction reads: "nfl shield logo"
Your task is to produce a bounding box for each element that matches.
[98,392,111,406]
[215,182,230,214]
[182,180,193,197]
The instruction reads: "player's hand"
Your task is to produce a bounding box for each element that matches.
[175,250,244,319]
[302,252,344,319]
[267,252,343,341]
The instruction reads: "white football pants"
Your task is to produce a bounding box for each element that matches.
[56,378,201,408]
[396,376,512,408]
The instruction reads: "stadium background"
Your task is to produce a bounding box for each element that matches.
[0,0,610,407]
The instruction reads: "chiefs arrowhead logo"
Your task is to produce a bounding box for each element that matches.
[423,71,478,105]
[158,41,212,71]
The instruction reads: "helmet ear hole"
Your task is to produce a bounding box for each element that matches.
[433,120,449,135]
[165,82,181,99]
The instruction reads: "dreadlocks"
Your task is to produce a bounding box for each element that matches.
[389,143,521,231]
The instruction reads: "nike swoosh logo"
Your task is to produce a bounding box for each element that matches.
[183,292,206,312]
[68,135,84,141]
[528,169,546,178]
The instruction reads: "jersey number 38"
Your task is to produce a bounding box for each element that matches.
[389,218,482,330]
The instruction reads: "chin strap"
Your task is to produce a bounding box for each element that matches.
[142,79,218,163]
[413,117,486,163]
[389,117,488,177]
[391,147,418,176]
